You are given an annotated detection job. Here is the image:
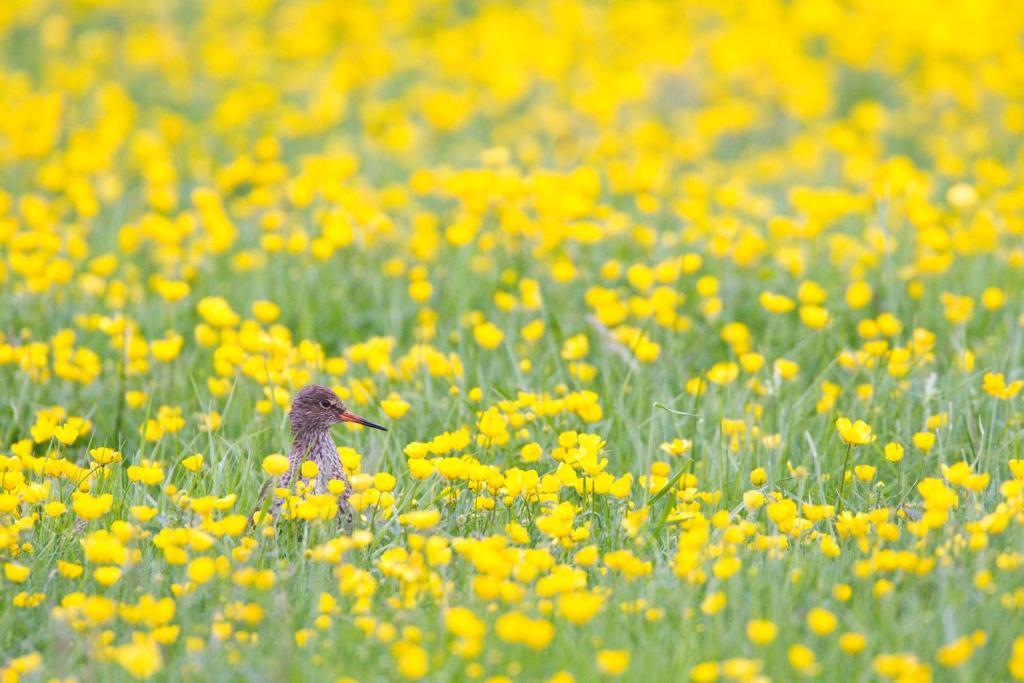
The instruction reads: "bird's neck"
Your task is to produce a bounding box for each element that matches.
[289,429,337,463]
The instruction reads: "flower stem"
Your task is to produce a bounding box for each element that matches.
[837,443,853,515]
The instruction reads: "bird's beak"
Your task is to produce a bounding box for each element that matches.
[338,408,387,431]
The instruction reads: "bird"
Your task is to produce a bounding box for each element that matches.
[259,384,387,524]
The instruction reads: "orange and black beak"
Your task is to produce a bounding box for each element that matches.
[338,408,387,431]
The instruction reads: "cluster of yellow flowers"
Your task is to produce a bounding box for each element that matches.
[2,0,1024,680]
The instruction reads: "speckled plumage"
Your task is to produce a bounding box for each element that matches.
[269,384,386,521]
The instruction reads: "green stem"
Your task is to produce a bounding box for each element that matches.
[837,443,853,515]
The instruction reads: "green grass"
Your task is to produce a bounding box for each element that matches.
[2,1,1024,682]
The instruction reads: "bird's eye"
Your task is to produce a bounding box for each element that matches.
[319,400,331,409]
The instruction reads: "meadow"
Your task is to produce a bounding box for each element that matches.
[1,0,1024,681]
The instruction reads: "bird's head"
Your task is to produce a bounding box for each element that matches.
[289,384,387,434]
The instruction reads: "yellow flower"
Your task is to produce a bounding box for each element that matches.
[72,492,114,520]
[262,454,290,476]
[4,562,29,583]
[946,182,977,209]
[700,592,727,616]
[90,447,123,465]
[746,619,778,645]
[131,505,158,522]
[44,501,66,516]
[154,279,190,303]
[150,334,183,362]
[774,358,799,380]
[739,352,764,373]
[839,632,867,655]
[196,296,240,327]
[58,561,83,578]
[127,461,165,485]
[521,319,545,342]
[125,391,148,409]
[884,442,904,462]
[983,372,1023,400]
[408,279,432,303]
[712,557,741,582]
[202,411,222,431]
[706,361,739,385]
[394,642,429,679]
[767,499,797,528]
[981,287,1005,310]
[380,394,410,419]
[799,305,830,329]
[558,591,604,625]
[561,333,590,360]
[854,464,876,482]
[596,650,630,677]
[912,431,936,452]
[573,545,599,566]
[477,407,509,440]
[54,423,79,445]
[520,442,543,462]
[788,644,820,675]
[444,611,485,662]
[807,607,838,635]
[408,459,434,480]
[94,566,123,586]
[398,509,440,530]
[660,438,693,457]
[188,557,216,584]
[208,378,231,396]
[940,292,974,325]
[373,472,396,492]
[84,530,127,564]
[140,419,164,442]
[759,291,795,313]
[251,300,280,323]
[181,454,204,472]
[835,417,875,445]
[473,321,504,349]
[936,635,977,668]
[743,490,765,510]
[114,638,163,679]
[495,612,554,650]
[690,661,720,682]
[845,281,872,308]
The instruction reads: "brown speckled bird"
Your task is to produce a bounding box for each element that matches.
[268,384,386,521]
